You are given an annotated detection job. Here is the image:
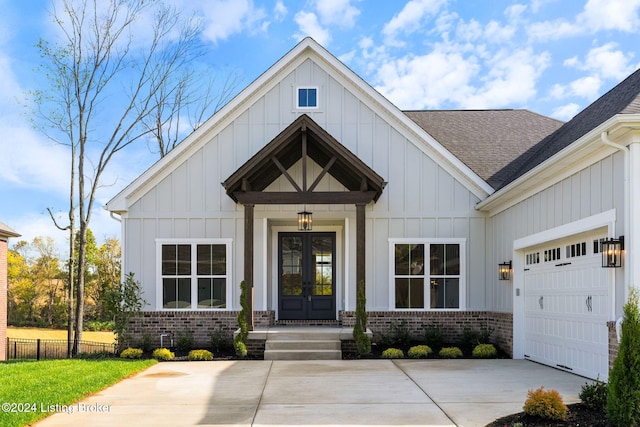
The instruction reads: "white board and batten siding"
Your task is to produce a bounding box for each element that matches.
[121,52,490,313]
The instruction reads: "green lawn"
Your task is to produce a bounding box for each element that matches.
[0,359,156,427]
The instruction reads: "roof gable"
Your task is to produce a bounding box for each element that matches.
[107,37,493,212]
[223,114,385,204]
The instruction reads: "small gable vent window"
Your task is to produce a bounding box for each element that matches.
[297,87,318,108]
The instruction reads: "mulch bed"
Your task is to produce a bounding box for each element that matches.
[485,403,608,426]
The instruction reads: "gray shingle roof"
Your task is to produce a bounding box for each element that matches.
[404,109,563,189]
[496,67,640,188]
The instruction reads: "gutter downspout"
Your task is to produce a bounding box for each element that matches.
[601,132,630,342]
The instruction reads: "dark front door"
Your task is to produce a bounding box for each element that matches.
[278,232,336,320]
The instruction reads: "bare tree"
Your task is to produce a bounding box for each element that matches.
[31,0,213,355]
[143,67,241,158]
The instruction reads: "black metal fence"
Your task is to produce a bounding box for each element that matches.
[6,338,116,360]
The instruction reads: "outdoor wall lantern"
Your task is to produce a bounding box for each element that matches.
[498,261,512,280]
[298,210,312,231]
[601,236,624,268]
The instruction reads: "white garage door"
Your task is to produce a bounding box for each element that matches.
[523,232,610,380]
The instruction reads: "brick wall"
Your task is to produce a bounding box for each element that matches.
[340,310,513,356]
[126,310,275,350]
[126,309,513,357]
[0,239,7,361]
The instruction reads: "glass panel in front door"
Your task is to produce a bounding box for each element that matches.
[312,236,333,296]
[281,236,303,296]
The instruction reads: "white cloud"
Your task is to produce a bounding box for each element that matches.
[373,49,478,109]
[314,0,360,28]
[569,75,602,99]
[552,103,581,120]
[0,122,71,194]
[192,0,268,43]
[464,48,550,108]
[578,0,640,32]
[382,0,449,46]
[528,0,640,41]
[274,1,287,21]
[581,43,635,80]
[293,11,331,45]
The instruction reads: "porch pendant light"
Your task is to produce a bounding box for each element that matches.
[498,261,512,280]
[601,237,624,268]
[298,210,312,231]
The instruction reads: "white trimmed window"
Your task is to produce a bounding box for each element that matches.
[389,239,465,310]
[297,87,318,108]
[157,239,232,310]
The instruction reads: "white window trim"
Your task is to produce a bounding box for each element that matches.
[155,238,232,311]
[296,86,319,109]
[388,238,466,311]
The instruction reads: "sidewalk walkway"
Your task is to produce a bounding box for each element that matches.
[36,359,589,427]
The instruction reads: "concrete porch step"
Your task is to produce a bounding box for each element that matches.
[262,327,343,360]
[264,348,342,360]
[266,339,341,351]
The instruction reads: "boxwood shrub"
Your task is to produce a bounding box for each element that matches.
[152,348,175,361]
[119,348,143,359]
[188,349,214,361]
[407,345,432,358]
[472,343,497,358]
[381,348,404,359]
[438,347,463,359]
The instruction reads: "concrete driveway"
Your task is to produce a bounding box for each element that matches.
[35,359,590,427]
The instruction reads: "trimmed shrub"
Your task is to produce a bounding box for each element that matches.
[607,287,640,426]
[472,343,497,358]
[423,324,444,350]
[120,347,143,359]
[407,345,432,358]
[439,347,463,359]
[377,321,411,348]
[235,280,249,358]
[523,387,568,421]
[579,378,608,411]
[176,330,195,352]
[188,349,214,361]
[381,348,404,359]
[152,348,175,361]
[353,283,371,356]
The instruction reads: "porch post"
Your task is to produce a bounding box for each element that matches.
[356,203,366,295]
[244,203,254,330]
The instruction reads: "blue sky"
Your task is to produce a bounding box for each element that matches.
[1,0,640,254]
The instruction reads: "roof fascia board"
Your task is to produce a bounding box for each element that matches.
[476,114,640,216]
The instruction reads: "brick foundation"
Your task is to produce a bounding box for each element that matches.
[127,310,513,357]
[340,310,513,356]
[126,310,274,350]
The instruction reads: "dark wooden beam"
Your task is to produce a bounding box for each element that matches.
[271,156,302,192]
[356,203,366,296]
[243,204,254,331]
[302,129,307,191]
[234,191,378,205]
[308,156,337,192]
